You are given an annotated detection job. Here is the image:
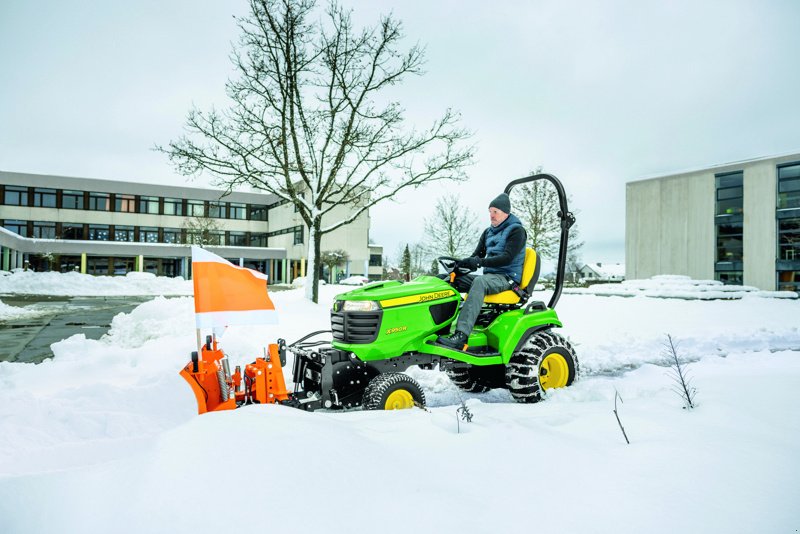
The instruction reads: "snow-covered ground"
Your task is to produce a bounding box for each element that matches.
[1,274,799,533]
[0,269,193,297]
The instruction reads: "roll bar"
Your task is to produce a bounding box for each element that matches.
[504,174,575,309]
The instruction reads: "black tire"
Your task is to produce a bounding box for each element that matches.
[505,330,579,404]
[446,365,506,393]
[362,373,426,410]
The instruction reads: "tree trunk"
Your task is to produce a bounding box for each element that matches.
[304,218,324,303]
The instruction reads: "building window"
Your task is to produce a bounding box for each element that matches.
[778,218,800,261]
[208,201,225,218]
[114,225,135,242]
[115,194,137,213]
[3,219,28,237]
[716,172,743,216]
[88,192,110,211]
[139,196,159,215]
[715,172,743,285]
[3,186,28,206]
[369,254,382,266]
[33,188,57,208]
[139,227,159,243]
[187,200,205,217]
[62,190,85,210]
[228,231,247,246]
[778,163,800,210]
[88,224,110,241]
[229,203,246,220]
[163,228,182,244]
[293,227,304,245]
[62,223,84,240]
[163,198,183,216]
[249,205,268,221]
[250,233,268,247]
[717,221,743,262]
[32,221,56,239]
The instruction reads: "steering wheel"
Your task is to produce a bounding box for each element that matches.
[437,256,474,276]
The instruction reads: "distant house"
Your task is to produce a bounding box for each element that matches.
[578,262,625,283]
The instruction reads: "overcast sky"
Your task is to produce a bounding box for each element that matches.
[2,0,799,266]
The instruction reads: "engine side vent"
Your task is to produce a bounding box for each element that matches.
[331,310,383,343]
[429,300,458,325]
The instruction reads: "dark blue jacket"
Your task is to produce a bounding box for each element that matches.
[472,213,527,283]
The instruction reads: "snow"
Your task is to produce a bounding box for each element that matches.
[0,270,193,297]
[1,277,799,533]
[338,275,370,285]
[0,299,45,321]
[566,274,799,300]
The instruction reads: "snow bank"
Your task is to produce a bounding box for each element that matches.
[0,280,799,533]
[0,299,45,321]
[565,274,798,299]
[0,270,193,297]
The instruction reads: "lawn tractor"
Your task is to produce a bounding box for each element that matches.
[181,173,579,413]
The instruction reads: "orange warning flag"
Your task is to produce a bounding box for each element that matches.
[191,246,277,328]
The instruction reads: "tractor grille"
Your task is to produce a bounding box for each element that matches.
[331,310,382,343]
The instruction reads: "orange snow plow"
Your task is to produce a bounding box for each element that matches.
[180,335,292,414]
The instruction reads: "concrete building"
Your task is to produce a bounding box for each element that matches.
[0,171,380,282]
[626,152,800,291]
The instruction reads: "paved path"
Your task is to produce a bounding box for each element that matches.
[0,296,151,363]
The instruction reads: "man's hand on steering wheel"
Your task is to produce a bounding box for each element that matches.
[456,256,480,271]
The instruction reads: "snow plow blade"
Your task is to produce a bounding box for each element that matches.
[180,335,291,414]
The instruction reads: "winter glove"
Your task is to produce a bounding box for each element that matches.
[457,256,480,271]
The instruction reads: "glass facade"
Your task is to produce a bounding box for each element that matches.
[32,221,56,239]
[139,227,159,243]
[33,188,57,208]
[4,219,27,237]
[62,190,84,209]
[88,224,110,240]
[187,200,205,217]
[163,198,183,216]
[115,194,136,213]
[715,171,743,285]
[229,203,246,220]
[113,225,135,242]
[4,186,28,206]
[208,201,225,218]
[777,162,800,291]
[88,193,110,211]
[139,196,159,214]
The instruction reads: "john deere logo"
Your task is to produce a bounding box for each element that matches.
[381,290,456,308]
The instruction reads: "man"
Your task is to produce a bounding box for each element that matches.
[436,192,527,350]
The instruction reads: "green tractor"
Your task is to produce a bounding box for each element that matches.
[286,173,579,411]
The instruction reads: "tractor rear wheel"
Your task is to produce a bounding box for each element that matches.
[362,373,426,410]
[505,330,578,403]
[446,365,506,393]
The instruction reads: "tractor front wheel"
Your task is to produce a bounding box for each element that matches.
[362,373,426,410]
[506,330,578,403]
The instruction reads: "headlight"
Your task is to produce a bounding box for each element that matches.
[342,300,380,312]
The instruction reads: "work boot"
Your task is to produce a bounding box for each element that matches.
[436,330,469,351]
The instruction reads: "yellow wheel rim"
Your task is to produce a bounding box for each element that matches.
[384,389,415,410]
[539,353,570,390]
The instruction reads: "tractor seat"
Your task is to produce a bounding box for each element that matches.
[483,248,540,305]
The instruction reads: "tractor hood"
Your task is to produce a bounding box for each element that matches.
[333,276,458,308]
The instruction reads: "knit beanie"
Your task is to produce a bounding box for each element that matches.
[489,193,511,214]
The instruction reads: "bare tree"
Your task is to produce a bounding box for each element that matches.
[183,215,222,246]
[422,193,480,259]
[158,0,473,302]
[320,249,348,283]
[510,168,584,262]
